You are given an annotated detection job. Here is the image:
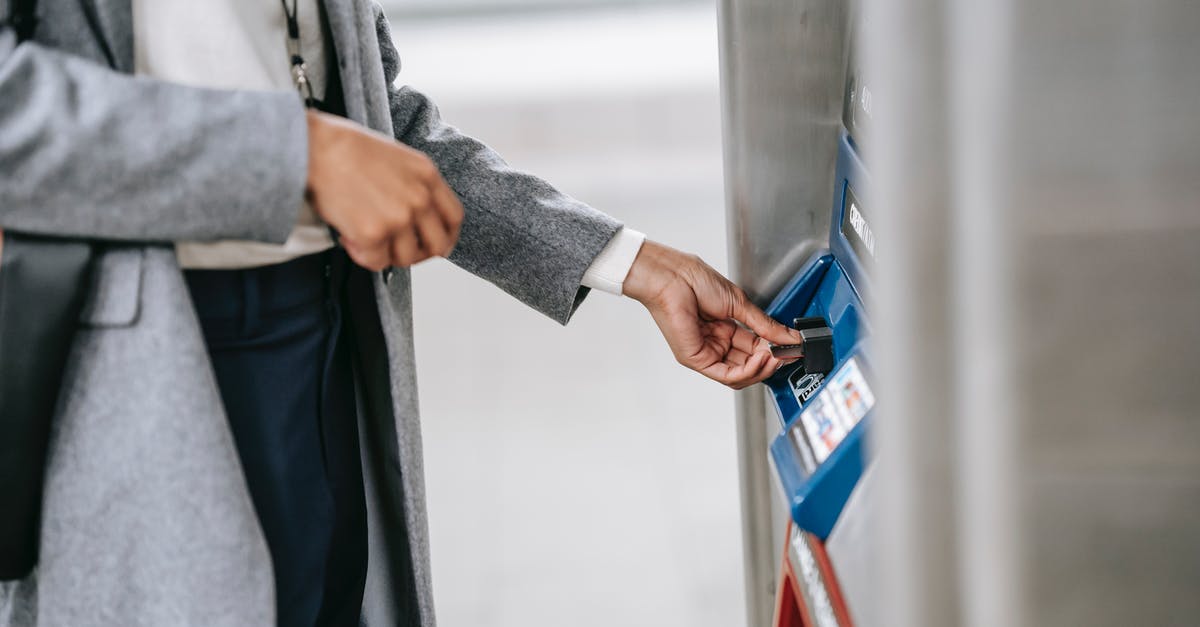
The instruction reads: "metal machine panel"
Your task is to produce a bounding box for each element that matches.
[825,465,879,627]
[718,2,852,625]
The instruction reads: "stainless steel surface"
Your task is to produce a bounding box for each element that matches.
[869,0,1200,624]
[718,0,850,305]
[824,465,878,627]
[718,1,850,625]
[731,388,778,627]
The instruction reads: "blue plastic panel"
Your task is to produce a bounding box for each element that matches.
[762,203,876,538]
[764,257,872,431]
[829,131,874,303]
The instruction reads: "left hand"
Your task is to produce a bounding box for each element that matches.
[624,240,802,390]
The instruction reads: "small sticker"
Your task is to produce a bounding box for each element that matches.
[789,368,826,405]
[790,528,839,627]
[796,357,874,465]
[798,392,847,464]
[827,357,875,425]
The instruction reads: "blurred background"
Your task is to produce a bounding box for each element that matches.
[381,1,742,626]
[380,0,1200,626]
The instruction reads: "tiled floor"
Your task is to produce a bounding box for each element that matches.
[391,5,747,626]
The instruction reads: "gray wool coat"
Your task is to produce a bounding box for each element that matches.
[0,0,621,624]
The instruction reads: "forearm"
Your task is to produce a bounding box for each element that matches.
[389,84,620,322]
[373,4,619,322]
[0,36,305,243]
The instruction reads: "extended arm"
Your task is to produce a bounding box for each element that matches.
[370,5,797,387]
[372,8,619,324]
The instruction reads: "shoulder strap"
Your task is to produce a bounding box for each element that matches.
[7,0,38,42]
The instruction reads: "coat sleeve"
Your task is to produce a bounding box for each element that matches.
[371,5,623,325]
[0,29,306,244]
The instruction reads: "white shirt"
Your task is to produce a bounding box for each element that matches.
[133,0,644,294]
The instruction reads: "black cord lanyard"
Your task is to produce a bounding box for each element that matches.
[280,0,316,107]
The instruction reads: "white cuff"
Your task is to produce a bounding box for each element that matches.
[581,228,646,296]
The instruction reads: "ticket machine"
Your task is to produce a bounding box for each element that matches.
[759,25,876,626]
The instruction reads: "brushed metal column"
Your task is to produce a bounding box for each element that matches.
[717,1,849,625]
[870,0,1200,624]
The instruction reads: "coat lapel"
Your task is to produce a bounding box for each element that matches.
[319,0,367,125]
[81,0,133,72]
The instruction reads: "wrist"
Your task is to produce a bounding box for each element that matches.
[305,111,323,197]
[623,240,686,305]
[305,110,326,194]
[305,110,348,197]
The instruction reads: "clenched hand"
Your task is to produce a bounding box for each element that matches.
[305,111,464,271]
[624,240,801,390]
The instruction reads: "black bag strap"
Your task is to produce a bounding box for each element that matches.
[7,0,38,42]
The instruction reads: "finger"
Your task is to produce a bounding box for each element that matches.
[750,351,786,383]
[413,199,452,259]
[750,337,797,376]
[430,178,465,255]
[728,344,780,382]
[342,239,391,272]
[724,347,752,365]
[731,334,793,370]
[730,349,773,389]
[732,293,800,346]
[390,228,426,268]
[729,325,763,354]
[704,348,770,389]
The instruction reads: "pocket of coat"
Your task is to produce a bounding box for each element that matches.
[78,248,144,328]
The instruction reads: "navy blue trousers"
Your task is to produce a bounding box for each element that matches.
[185,249,367,627]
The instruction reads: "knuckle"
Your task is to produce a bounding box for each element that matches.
[415,156,438,180]
[360,225,387,244]
[351,251,385,272]
[392,246,415,267]
[411,186,432,210]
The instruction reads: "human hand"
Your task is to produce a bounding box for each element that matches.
[305,111,464,271]
[623,240,801,389]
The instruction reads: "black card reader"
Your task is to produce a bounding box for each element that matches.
[770,317,836,376]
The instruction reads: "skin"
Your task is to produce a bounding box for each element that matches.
[306,110,465,270]
[307,112,800,389]
[622,240,801,389]
[1,112,797,391]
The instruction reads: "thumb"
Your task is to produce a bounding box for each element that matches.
[732,290,800,346]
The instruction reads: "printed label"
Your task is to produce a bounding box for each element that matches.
[796,357,875,465]
[789,369,826,405]
[840,185,876,270]
[791,528,839,627]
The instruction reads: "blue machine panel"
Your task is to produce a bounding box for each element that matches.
[761,129,875,540]
[830,131,874,303]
